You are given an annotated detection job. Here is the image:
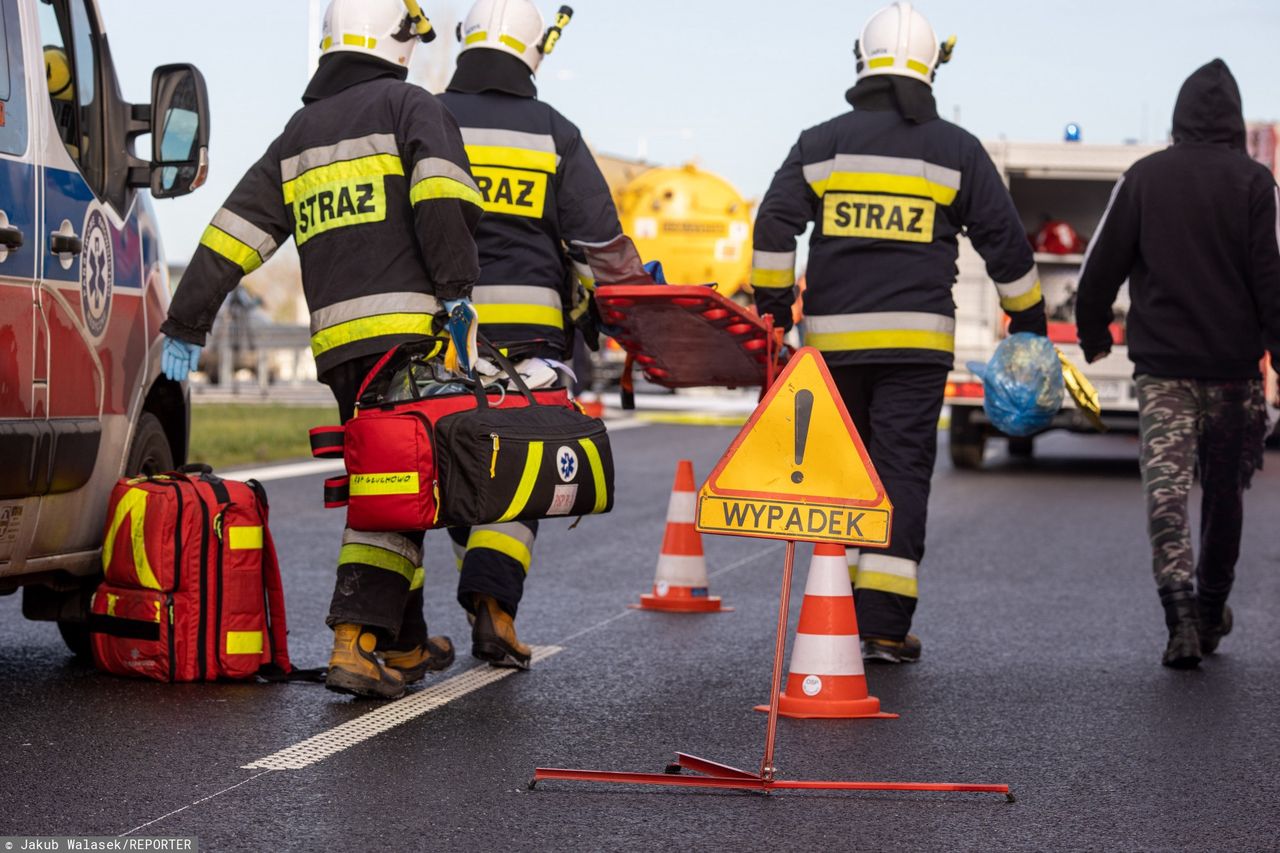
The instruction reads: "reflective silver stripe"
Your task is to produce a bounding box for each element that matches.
[752,249,796,270]
[1080,175,1126,279]
[310,292,442,335]
[341,528,422,566]
[280,133,400,181]
[210,208,278,260]
[460,127,558,155]
[471,285,563,310]
[858,553,918,579]
[411,157,480,194]
[469,522,536,549]
[805,312,955,334]
[803,154,962,191]
[995,265,1040,299]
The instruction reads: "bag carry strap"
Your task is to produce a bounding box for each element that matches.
[309,426,346,459]
[324,476,349,508]
[472,336,539,409]
[249,480,325,683]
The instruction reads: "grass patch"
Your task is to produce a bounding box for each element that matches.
[189,404,338,469]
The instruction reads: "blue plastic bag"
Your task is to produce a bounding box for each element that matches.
[966,333,1064,437]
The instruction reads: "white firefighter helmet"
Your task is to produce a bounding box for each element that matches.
[854,2,953,87]
[321,0,435,69]
[458,0,559,74]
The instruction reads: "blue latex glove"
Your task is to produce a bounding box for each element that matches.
[643,260,667,284]
[443,298,478,376]
[161,337,202,382]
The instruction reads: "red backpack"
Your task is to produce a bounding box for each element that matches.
[89,466,301,682]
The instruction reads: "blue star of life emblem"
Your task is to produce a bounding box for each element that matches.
[556,446,579,483]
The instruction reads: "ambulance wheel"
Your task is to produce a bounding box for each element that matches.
[126,412,175,477]
[949,406,986,470]
[1007,436,1035,459]
[57,619,91,660]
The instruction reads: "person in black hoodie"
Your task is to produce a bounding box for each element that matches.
[1076,59,1280,669]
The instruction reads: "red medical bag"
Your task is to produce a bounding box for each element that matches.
[89,466,297,682]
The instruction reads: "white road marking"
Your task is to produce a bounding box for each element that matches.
[119,770,273,837]
[242,645,563,771]
[224,458,345,482]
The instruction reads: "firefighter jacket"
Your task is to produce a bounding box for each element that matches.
[439,57,646,358]
[162,59,483,376]
[752,91,1047,369]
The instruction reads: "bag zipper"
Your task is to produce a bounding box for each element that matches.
[214,506,228,677]
[195,484,211,681]
[166,593,175,683]
[489,433,500,478]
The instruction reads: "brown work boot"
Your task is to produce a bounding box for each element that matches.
[325,623,406,699]
[470,594,532,670]
[862,634,923,664]
[380,635,456,683]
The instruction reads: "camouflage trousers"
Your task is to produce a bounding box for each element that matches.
[1136,375,1268,605]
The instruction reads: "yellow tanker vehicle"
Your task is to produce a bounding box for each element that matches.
[610,162,754,298]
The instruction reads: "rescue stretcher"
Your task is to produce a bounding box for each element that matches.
[594,285,789,407]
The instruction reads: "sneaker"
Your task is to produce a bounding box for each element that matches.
[1199,605,1233,656]
[470,594,532,670]
[862,634,922,664]
[380,635,455,683]
[325,623,406,699]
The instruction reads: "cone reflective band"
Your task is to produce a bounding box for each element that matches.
[636,460,723,612]
[755,543,896,719]
[309,425,345,459]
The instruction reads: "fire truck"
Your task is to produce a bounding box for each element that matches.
[0,0,209,651]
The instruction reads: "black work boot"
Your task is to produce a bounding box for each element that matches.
[1198,599,1234,656]
[862,634,923,664]
[1160,590,1202,670]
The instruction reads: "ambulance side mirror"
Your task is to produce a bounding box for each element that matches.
[148,64,210,200]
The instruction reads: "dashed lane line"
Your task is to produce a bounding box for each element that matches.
[243,645,564,771]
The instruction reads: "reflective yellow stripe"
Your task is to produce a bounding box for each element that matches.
[467,530,533,573]
[154,599,163,622]
[854,570,919,599]
[281,154,404,204]
[338,543,417,581]
[809,172,958,205]
[199,226,263,274]
[410,567,425,591]
[311,313,436,358]
[410,176,483,207]
[228,526,263,550]
[868,57,895,69]
[463,144,558,174]
[579,438,608,514]
[805,329,955,353]
[474,303,564,329]
[343,33,376,49]
[750,267,795,289]
[497,441,543,522]
[499,34,526,53]
[226,630,264,655]
[465,30,487,45]
[103,488,160,590]
[1000,281,1043,313]
[906,59,931,75]
[106,593,118,617]
[349,472,420,496]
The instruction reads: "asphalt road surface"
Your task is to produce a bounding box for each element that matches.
[3,424,1279,852]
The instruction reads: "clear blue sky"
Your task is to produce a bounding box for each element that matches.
[98,0,1280,261]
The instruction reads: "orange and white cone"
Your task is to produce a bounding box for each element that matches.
[635,460,724,613]
[755,543,896,719]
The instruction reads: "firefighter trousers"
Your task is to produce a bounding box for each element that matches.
[321,353,429,650]
[830,363,950,641]
[449,521,538,618]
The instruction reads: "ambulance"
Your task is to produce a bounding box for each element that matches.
[0,0,209,651]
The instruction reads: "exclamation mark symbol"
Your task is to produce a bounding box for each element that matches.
[792,390,813,484]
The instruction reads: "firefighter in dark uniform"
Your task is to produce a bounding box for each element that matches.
[438,0,651,670]
[159,0,483,699]
[752,2,1047,663]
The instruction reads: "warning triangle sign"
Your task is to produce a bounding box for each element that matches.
[696,348,893,547]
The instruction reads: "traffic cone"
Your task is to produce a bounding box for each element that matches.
[634,460,724,613]
[755,543,896,719]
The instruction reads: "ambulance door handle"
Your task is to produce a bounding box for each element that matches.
[0,224,21,249]
[49,232,82,255]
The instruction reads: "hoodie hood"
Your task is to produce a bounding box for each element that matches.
[1172,58,1245,149]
